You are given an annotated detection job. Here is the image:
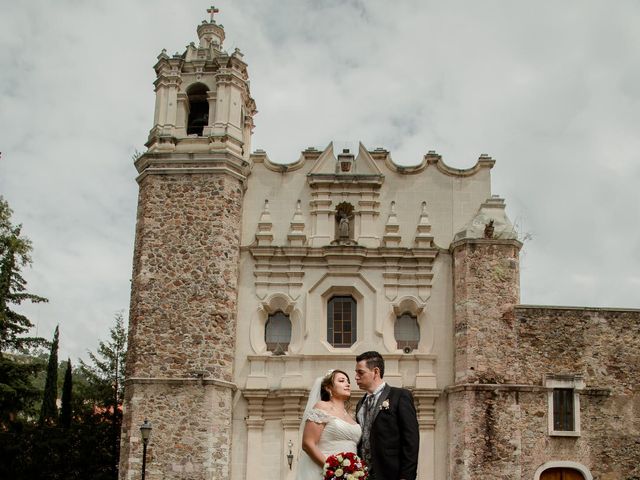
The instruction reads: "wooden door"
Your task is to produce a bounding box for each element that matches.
[540,468,585,480]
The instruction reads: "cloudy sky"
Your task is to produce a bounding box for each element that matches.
[1,0,639,362]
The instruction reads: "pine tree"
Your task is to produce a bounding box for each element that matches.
[39,325,59,425]
[80,312,127,477]
[0,196,47,354]
[80,312,127,409]
[60,358,72,427]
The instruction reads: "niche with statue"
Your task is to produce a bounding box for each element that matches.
[331,202,356,245]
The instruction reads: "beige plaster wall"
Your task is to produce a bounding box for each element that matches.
[230,148,492,479]
[241,151,492,249]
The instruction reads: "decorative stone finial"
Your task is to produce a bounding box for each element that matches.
[288,200,307,247]
[256,199,273,246]
[383,201,401,247]
[414,201,434,248]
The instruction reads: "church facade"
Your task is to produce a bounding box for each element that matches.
[118,12,640,480]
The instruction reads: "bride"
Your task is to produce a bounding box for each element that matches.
[295,369,362,480]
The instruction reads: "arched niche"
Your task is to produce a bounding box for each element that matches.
[382,295,433,354]
[249,293,303,354]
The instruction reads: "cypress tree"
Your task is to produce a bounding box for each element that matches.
[39,325,59,425]
[59,358,72,427]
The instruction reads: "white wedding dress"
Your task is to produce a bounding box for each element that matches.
[294,408,362,480]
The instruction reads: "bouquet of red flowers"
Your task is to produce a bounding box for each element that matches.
[323,451,368,479]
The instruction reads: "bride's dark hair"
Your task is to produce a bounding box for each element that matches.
[320,369,351,402]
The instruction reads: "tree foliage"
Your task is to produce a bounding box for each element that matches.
[0,197,127,479]
[0,196,47,354]
[79,312,127,409]
[59,359,72,428]
[39,326,59,425]
[79,312,127,477]
[0,197,46,428]
[0,354,43,427]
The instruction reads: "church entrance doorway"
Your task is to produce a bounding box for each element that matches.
[540,468,585,480]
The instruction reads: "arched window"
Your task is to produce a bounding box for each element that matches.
[265,311,291,353]
[327,296,356,347]
[186,83,209,136]
[395,312,420,350]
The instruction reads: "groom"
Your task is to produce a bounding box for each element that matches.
[355,351,420,480]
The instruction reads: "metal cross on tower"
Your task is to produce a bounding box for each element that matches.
[207,6,219,22]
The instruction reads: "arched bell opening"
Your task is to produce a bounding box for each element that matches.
[186,83,209,136]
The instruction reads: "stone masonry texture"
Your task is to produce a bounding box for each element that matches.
[126,173,242,380]
[449,239,640,480]
[120,172,244,480]
[452,240,522,384]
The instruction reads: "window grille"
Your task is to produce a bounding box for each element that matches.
[327,296,356,347]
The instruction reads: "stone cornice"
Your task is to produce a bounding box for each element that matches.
[449,237,523,252]
[246,245,439,265]
[125,376,237,391]
[381,151,495,176]
[445,383,612,396]
[251,150,307,173]
[307,173,384,188]
[515,304,640,313]
[246,353,437,362]
[250,146,495,179]
[135,151,250,184]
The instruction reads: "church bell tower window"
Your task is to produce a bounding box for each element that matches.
[186,83,209,136]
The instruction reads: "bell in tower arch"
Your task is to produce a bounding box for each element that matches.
[186,83,209,136]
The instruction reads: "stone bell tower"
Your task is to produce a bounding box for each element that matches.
[119,8,256,480]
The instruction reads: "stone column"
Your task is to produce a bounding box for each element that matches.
[120,156,249,480]
[448,238,522,480]
[244,390,269,479]
[279,390,304,480]
[414,390,439,480]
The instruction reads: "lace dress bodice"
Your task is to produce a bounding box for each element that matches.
[294,408,362,480]
[306,408,362,456]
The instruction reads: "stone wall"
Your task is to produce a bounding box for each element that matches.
[120,172,244,480]
[515,306,640,479]
[119,380,234,480]
[126,173,243,380]
[452,239,522,384]
[448,305,640,480]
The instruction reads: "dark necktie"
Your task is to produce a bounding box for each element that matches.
[363,394,375,424]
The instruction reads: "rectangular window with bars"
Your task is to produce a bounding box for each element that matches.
[553,388,575,431]
[327,296,356,347]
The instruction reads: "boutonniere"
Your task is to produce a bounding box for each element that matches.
[380,399,390,410]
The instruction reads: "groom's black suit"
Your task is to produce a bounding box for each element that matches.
[355,384,420,480]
